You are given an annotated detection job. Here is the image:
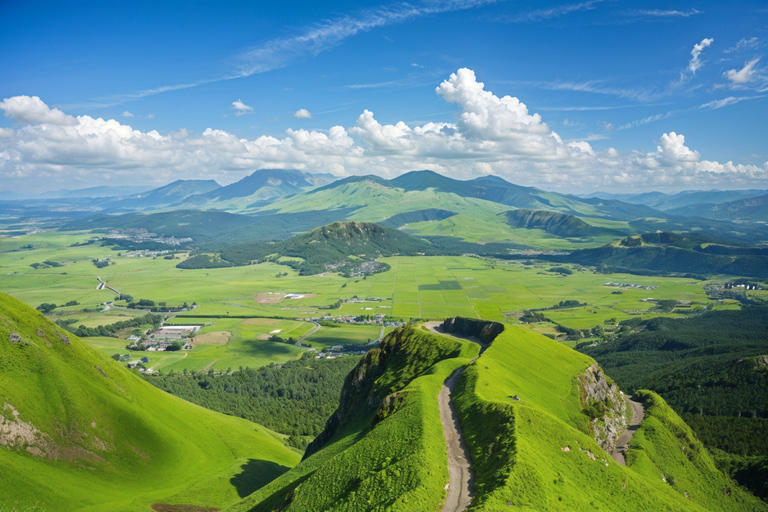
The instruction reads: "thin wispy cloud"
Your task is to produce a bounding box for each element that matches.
[87,0,501,107]
[492,0,604,23]
[724,37,760,54]
[676,37,714,84]
[634,9,701,18]
[618,95,764,130]
[502,79,656,102]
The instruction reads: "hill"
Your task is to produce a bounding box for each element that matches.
[224,320,765,511]
[0,292,300,511]
[179,169,335,210]
[669,193,768,222]
[266,170,669,223]
[583,189,768,211]
[206,221,439,275]
[551,232,768,278]
[504,209,633,238]
[99,179,221,211]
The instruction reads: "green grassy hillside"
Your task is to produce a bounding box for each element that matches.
[454,324,765,510]
[0,292,300,512]
[220,321,764,511]
[224,325,480,512]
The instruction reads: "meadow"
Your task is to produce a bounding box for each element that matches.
[1,230,759,368]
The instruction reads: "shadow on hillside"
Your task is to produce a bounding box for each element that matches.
[230,459,292,498]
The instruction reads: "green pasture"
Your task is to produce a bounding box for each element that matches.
[303,323,383,350]
[2,231,753,350]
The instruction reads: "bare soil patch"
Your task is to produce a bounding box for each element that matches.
[255,293,284,304]
[242,318,280,326]
[194,331,231,345]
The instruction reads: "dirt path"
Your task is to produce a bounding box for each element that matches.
[611,395,645,466]
[425,321,487,512]
[439,367,474,512]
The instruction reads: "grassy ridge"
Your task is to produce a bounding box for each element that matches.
[0,293,300,511]
[224,326,480,512]
[454,325,766,511]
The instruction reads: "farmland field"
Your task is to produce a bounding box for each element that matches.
[1,230,758,368]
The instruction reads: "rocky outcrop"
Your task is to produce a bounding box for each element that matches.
[439,317,504,344]
[578,364,627,453]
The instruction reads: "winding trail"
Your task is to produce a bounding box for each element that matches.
[611,395,645,466]
[424,322,488,512]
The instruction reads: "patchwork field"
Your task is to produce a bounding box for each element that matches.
[2,231,761,368]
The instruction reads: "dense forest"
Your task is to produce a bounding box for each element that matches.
[579,306,768,418]
[580,306,768,501]
[143,354,360,446]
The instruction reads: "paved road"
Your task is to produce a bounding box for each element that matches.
[611,396,645,466]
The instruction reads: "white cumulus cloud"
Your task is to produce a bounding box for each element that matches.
[0,96,76,126]
[725,58,761,84]
[231,99,254,116]
[1,69,766,193]
[292,109,313,119]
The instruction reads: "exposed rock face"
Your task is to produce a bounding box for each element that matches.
[578,364,627,453]
[8,332,28,344]
[439,317,504,343]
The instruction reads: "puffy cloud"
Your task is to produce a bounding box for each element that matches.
[1,69,766,193]
[0,96,76,126]
[679,38,714,83]
[292,109,313,119]
[725,58,760,84]
[231,100,253,116]
[688,38,714,75]
[121,111,135,118]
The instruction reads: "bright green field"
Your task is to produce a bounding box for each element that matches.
[303,323,382,350]
[0,231,744,351]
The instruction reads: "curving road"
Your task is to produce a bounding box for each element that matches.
[424,322,486,512]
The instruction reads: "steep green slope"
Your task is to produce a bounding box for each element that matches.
[454,324,765,511]
[504,209,634,238]
[223,320,764,511]
[224,325,480,512]
[0,293,300,511]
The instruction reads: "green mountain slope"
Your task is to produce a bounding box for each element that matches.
[552,232,768,278]
[180,169,335,211]
[262,171,668,223]
[504,209,634,238]
[225,325,480,512]
[211,221,439,275]
[224,320,764,511]
[0,293,300,511]
[669,193,768,222]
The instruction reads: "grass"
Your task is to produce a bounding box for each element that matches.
[0,292,300,511]
[452,324,767,511]
[224,327,481,512]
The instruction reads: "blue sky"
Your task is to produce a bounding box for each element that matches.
[1,0,767,193]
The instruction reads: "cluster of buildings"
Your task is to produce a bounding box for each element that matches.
[127,325,199,351]
[603,282,658,291]
[107,228,193,246]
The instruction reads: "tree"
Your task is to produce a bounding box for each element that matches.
[111,354,121,361]
[36,303,57,314]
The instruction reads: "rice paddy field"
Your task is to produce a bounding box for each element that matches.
[1,230,762,369]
